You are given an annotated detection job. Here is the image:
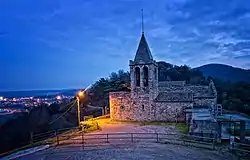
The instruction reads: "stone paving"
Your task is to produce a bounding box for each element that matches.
[18,142,235,160]
[16,122,236,160]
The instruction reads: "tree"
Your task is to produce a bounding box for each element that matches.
[88,62,250,116]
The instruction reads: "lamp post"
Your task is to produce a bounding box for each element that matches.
[76,90,85,127]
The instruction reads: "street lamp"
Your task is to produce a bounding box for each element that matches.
[76,90,85,127]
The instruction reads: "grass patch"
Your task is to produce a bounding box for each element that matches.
[175,123,189,134]
[81,119,101,133]
[0,141,46,158]
[0,122,102,158]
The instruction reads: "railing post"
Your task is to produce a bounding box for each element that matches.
[156,133,159,143]
[56,130,59,145]
[212,138,215,150]
[30,132,33,144]
[82,132,84,150]
[106,134,109,143]
[201,131,203,141]
[131,133,133,142]
[230,136,235,152]
[232,142,235,152]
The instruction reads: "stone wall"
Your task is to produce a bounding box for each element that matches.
[190,120,219,138]
[130,60,158,101]
[158,81,186,87]
[109,91,132,121]
[158,86,184,92]
[193,97,216,107]
[159,83,215,99]
[110,91,154,121]
[110,91,192,122]
[153,102,193,122]
[209,80,217,98]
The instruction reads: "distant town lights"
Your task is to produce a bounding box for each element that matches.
[0,96,3,101]
[56,95,62,100]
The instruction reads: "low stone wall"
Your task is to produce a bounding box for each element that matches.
[194,97,216,107]
[190,119,219,139]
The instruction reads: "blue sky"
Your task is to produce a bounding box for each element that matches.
[0,0,250,91]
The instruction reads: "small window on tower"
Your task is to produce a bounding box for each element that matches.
[135,67,140,86]
[142,105,145,111]
[143,66,148,87]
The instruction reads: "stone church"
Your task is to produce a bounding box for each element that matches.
[109,32,217,122]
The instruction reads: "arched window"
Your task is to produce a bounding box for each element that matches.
[143,66,148,87]
[135,67,140,86]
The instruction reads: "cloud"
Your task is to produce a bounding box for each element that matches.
[139,0,250,69]
[2,0,250,90]
[20,0,250,69]
[3,1,250,65]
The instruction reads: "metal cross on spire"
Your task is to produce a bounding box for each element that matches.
[141,9,144,34]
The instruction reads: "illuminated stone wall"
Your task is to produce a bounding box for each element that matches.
[109,91,192,122]
[109,91,132,121]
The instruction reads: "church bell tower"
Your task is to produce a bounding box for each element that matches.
[129,9,158,100]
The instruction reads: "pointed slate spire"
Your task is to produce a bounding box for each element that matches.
[134,33,153,63]
[133,9,154,63]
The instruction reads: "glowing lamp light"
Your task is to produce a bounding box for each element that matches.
[77,90,85,99]
[78,92,84,97]
[0,96,3,101]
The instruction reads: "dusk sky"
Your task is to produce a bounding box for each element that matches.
[1,0,250,91]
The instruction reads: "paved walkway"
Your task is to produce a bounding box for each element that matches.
[16,121,236,160]
[59,121,181,145]
[18,142,235,160]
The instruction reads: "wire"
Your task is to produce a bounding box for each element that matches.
[49,100,77,125]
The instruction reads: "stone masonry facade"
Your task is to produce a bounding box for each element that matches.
[109,33,217,122]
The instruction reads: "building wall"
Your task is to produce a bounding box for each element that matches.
[193,97,217,107]
[110,91,193,122]
[190,120,219,138]
[109,91,132,121]
[153,102,193,122]
[109,91,152,121]
[130,60,158,101]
